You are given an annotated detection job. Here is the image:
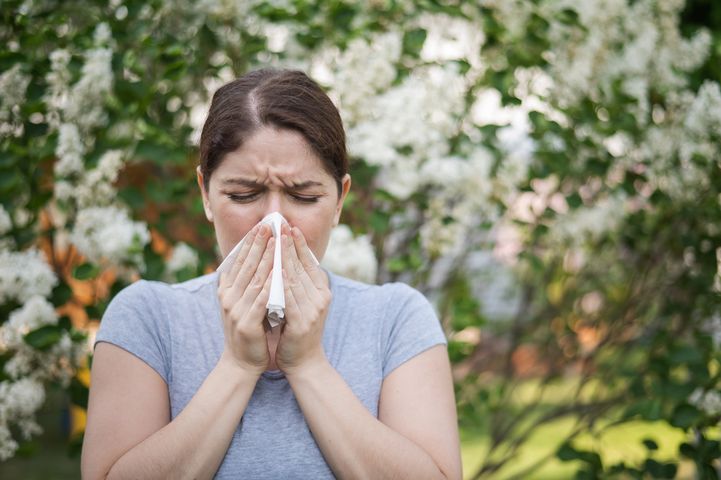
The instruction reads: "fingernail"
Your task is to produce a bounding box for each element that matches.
[292,227,300,238]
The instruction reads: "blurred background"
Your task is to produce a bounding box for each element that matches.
[1,0,720,478]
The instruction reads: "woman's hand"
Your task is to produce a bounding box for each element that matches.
[275,224,332,375]
[217,223,275,376]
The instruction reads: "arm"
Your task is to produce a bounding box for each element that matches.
[286,345,462,480]
[81,343,260,480]
[83,224,277,479]
[277,225,462,479]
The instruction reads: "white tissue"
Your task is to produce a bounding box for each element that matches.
[216,212,318,328]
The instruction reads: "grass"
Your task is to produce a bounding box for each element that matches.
[461,418,688,479]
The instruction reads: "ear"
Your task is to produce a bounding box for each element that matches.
[332,174,352,227]
[196,165,214,223]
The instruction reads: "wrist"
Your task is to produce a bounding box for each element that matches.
[283,352,331,383]
[218,351,265,380]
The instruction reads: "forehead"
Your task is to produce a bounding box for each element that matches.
[213,127,332,184]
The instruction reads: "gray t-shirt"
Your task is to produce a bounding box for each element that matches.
[94,269,447,479]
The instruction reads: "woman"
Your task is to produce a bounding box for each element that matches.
[81,69,461,479]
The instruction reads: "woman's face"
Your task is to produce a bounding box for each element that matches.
[197,126,351,262]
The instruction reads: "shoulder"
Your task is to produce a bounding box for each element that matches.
[107,272,217,315]
[327,270,432,313]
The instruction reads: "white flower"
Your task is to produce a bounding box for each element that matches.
[0,377,46,419]
[685,81,721,139]
[0,64,30,114]
[330,31,402,120]
[97,149,124,180]
[0,64,30,137]
[553,194,627,242]
[419,196,466,256]
[3,350,33,379]
[418,13,485,65]
[702,314,721,350]
[0,296,58,349]
[53,180,74,202]
[346,64,466,200]
[166,242,199,274]
[689,388,721,417]
[0,424,18,461]
[64,47,113,131]
[54,123,84,177]
[70,206,150,266]
[69,149,125,207]
[0,205,11,235]
[93,23,112,46]
[321,225,377,283]
[0,249,58,304]
[45,49,72,127]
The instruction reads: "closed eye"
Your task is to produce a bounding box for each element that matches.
[290,193,320,203]
[227,193,259,203]
[227,192,320,203]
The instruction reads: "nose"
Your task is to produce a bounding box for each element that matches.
[263,190,286,220]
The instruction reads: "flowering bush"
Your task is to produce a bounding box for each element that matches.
[1,0,719,476]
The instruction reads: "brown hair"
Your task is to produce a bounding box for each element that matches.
[199,68,348,195]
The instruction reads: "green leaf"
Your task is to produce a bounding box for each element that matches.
[670,404,701,429]
[402,28,427,57]
[448,340,475,363]
[386,256,407,273]
[643,459,677,478]
[67,432,84,459]
[23,324,63,350]
[58,315,72,331]
[642,438,659,451]
[143,244,165,280]
[51,280,73,305]
[73,262,100,280]
[369,210,390,234]
[69,376,89,409]
[0,169,22,193]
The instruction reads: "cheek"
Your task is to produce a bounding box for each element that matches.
[291,212,335,259]
[214,203,257,255]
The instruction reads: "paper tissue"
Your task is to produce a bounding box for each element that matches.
[216,212,318,328]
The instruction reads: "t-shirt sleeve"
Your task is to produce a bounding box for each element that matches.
[93,279,171,385]
[381,283,448,379]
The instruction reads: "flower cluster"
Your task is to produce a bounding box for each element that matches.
[0,205,12,235]
[70,206,150,268]
[0,64,31,138]
[321,225,378,284]
[540,0,711,113]
[164,242,200,282]
[0,249,58,304]
[0,378,45,461]
[689,388,721,417]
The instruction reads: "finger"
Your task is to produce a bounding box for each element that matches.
[281,267,302,322]
[281,232,318,308]
[231,223,272,293]
[290,226,327,289]
[226,224,260,287]
[232,270,273,330]
[241,235,275,298]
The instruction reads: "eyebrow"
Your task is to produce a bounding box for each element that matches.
[220,177,324,190]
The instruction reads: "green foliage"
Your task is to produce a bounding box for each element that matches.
[1,0,720,477]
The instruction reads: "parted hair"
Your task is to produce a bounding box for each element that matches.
[199,68,348,195]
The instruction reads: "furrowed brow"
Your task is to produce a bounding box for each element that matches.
[285,180,324,190]
[220,177,264,188]
[220,177,324,190]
